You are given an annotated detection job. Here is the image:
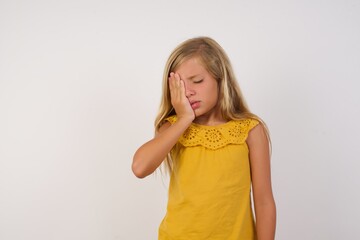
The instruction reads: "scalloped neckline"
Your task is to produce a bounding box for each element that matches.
[191,120,234,128]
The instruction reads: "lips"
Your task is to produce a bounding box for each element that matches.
[190,101,200,110]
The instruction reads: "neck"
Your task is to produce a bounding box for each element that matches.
[193,110,226,126]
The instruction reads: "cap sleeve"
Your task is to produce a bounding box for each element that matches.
[165,115,177,124]
[245,118,260,141]
[248,118,259,132]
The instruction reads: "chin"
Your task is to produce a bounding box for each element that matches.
[194,110,204,118]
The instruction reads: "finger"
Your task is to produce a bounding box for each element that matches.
[174,72,180,80]
[168,72,176,91]
[174,75,180,89]
[179,80,186,96]
[174,73,181,87]
[174,73,185,94]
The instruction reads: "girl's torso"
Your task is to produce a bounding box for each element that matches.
[159,116,259,240]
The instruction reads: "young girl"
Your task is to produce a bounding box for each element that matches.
[132,37,276,240]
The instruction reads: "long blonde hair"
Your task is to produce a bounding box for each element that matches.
[155,36,270,173]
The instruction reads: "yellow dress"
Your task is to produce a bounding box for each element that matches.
[158,115,259,240]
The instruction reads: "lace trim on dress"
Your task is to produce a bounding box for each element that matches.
[165,115,259,150]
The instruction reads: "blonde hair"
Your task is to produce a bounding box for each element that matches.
[155,36,270,173]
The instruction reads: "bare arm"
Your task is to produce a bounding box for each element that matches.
[132,72,195,178]
[132,117,192,178]
[247,124,276,240]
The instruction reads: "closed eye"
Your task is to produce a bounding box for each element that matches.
[193,79,203,83]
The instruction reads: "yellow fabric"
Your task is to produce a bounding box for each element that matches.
[158,115,259,240]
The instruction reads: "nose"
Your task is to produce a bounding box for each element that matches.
[184,83,195,98]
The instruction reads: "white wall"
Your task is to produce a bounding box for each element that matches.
[1,0,359,239]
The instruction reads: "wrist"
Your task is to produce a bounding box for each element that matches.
[176,115,194,126]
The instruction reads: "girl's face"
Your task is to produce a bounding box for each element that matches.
[174,57,222,124]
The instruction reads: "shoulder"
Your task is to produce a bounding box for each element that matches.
[156,115,176,135]
[157,121,171,135]
[165,115,177,124]
[241,118,259,129]
[232,118,260,133]
[246,122,269,151]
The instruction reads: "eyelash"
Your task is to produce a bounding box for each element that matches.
[194,80,203,84]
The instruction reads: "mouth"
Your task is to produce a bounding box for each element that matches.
[190,101,200,110]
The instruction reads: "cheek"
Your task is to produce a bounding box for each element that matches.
[211,83,220,98]
[206,86,219,104]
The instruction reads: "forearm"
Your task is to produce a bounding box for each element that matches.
[254,201,276,240]
[132,117,192,178]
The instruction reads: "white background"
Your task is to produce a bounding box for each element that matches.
[1,0,359,239]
